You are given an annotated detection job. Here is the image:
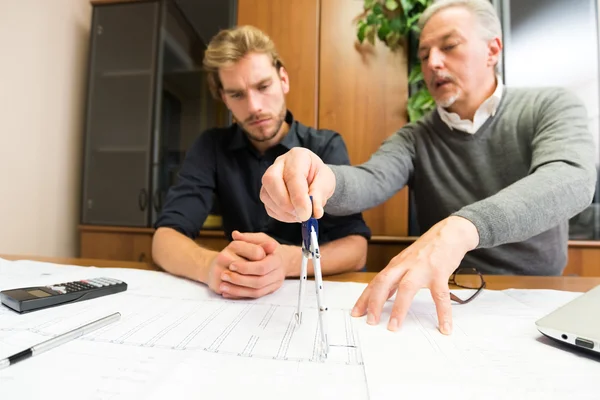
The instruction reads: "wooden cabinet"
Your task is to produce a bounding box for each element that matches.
[564,243,600,276]
[80,226,154,263]
[79,225,229,266]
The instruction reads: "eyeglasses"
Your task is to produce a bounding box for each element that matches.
[448,267,486,304]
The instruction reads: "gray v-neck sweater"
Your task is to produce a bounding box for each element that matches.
[327,87,597,275]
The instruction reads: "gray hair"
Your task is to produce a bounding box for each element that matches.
[418,0,502,41]
[418,0,502,72]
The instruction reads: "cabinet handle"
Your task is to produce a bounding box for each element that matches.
[138,252,146,262]
[138,189,148,211]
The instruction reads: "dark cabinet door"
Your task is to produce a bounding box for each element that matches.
[81,1,161,226]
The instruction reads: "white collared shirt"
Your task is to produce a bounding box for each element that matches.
[437,75,504,134]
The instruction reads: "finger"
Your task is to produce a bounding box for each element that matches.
[230,254,279,276]
[388,271,423,331]
[430,279,453,335]
[387,286,398,300]
[307,166,333,219]
[261,242,278,255]
[221,279,282,299]
[281,150,313,221]
[351,263,407,319]
[351,286,372,317]
[261,157,298,218]
[226,241,266,262]
[308,190,325,219]
[221,291,243,299]
[232,231,278,251]
[364,271,407,326]
[261,186,298,222]
[222,266,280,289]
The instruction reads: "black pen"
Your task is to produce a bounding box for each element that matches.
[0,312,120,370]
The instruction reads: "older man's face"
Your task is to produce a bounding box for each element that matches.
[418,7,500,112]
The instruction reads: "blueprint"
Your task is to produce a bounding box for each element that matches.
[0,258,368,400]
[2,257,600,400]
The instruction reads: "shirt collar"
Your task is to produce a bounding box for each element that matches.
[228,110,297,151]
[437,74,504,124]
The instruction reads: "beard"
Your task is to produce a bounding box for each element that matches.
[436,93,460,108]
[238,101,287,143]
[430,72,460,109]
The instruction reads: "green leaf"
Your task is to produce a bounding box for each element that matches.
[407,87,435,121]
[385,0,399,11]
[408,64,423,84]
[399,0,414,13]
[364,0,377,9]
[372,2,384,15]
[365,25,376,45]
[407,13,421,30]
[377,19,391,41]
[407,106,419,123]
[386,32,401,49]
[389,17,404,33]
[357,22,367,43]
[366,12,379,25]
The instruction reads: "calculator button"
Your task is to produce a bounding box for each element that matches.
[47,285,67,294]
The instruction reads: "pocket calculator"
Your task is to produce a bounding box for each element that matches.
[0,277,127,313]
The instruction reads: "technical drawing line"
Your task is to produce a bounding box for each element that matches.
[311,317,322,361]
[241,335,259,357]
[0,293,364,366]
[144,304,205,347]
[176,304,227,349]
[208,304,252,351]
[115,313,164,343]
[259,305,277,329]
[415,313,445,355]
[344,313,357,364]
[275,312,297,359]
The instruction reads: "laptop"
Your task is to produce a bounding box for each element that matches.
[535,284,600,355]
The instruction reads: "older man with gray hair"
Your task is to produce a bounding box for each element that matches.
[259,0,597,335]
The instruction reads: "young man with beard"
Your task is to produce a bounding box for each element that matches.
[259,0,597,334]
[152,25,371,299]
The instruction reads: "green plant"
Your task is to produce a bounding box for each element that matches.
[356,0,435,122]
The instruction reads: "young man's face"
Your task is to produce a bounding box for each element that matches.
[418,6,501,111]
[219,52,289,143]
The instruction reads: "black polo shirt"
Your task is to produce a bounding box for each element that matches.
[155,110,371,245]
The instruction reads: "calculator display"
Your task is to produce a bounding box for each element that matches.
[27,290,51,298]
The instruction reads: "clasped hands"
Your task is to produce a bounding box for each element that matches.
[207,230,296,299]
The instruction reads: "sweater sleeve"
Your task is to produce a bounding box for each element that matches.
[324,125,416,216]
[453,88,597,248]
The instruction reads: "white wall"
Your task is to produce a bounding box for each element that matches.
[0,0,92,257]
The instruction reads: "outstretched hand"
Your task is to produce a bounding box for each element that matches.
[351,216,479,335]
